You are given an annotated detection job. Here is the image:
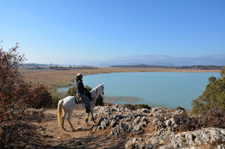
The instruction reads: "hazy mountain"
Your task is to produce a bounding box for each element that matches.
[88,54,225,66]
[22,63,49,67]
[22,55,225,67]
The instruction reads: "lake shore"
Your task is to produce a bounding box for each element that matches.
[20,67,220,94]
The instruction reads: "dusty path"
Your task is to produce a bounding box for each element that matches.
[30,105,225,148]
[33,109,127,148]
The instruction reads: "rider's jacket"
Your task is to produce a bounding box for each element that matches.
[77,79,85,94]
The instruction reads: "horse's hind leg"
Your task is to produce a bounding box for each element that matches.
[85,113,89,126]
[62,111,67,130]
[67,111,75,131]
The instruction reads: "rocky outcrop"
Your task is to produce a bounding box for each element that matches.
[92,105,225,148]
[125,128,225,148]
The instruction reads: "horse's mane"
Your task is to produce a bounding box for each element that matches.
[90,84,102,93]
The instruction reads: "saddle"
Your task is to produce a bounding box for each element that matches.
[74,89,92,104]
[74,95,86,104]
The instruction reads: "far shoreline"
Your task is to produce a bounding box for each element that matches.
[84,67,221,76]
[20,66,221,93]
[87,67,221,74]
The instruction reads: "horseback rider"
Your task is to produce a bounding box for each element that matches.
[76,73,90,113]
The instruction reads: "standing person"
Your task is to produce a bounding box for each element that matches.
[76,73,90,113]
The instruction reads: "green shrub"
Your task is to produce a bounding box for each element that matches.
[67,86,77,96]
[51,96,61,108]
[85,85,92,92]
[123,104,151,110]
[124,104,135,110]
[139,104,151,110]
[192,66,225,115]
[123,104,140,110]
[67,85,92,96]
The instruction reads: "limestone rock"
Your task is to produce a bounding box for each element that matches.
[134,116,141,125]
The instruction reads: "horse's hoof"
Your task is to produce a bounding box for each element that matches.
[72,129,75,132]
[92,119,96,123]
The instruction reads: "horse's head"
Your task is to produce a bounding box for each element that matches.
[97,83,104,96]
[91,83,104,97]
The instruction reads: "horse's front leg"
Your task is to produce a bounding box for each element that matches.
[86,113,89,126]
[91,111,96,123]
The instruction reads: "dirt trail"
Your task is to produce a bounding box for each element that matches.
[33,109,127,148]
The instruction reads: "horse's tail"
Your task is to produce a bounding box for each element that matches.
[57,99,63,128]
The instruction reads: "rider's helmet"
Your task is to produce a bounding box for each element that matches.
[77,73,83,77]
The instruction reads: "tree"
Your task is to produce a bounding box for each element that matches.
[220,66,225,78]
[208,76,217,84]
[0,43,51,147]
[192,66,225,115]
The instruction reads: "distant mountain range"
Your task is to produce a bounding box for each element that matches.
[22,54,225,67]
[21,63,49,67]
[89,54,225,66]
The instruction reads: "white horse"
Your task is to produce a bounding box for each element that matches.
[57,83,104,131]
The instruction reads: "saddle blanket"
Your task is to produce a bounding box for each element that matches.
[74,96,86,104]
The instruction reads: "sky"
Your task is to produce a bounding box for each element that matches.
[1,0,225,65]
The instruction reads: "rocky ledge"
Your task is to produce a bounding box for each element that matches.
[92,105,225,149]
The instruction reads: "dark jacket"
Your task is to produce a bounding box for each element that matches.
[77,79,85,94]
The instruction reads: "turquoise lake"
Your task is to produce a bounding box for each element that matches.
[57,72,220,110]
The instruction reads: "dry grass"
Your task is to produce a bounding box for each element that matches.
[20,67,220,94]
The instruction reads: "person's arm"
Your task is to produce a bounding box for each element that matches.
[78,80,85,93]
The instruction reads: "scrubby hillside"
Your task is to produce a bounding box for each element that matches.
[32,104,225,148]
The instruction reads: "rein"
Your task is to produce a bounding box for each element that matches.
[91,95,96,102]
[90,85,103,103]
[90,87,98,103]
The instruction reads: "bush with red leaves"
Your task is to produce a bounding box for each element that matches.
[202,107,225,128]
[27,83,52,108]
[174,107,225,132]
[0,44,51,148]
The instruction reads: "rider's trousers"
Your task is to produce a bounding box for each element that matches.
[79,93,90,113]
